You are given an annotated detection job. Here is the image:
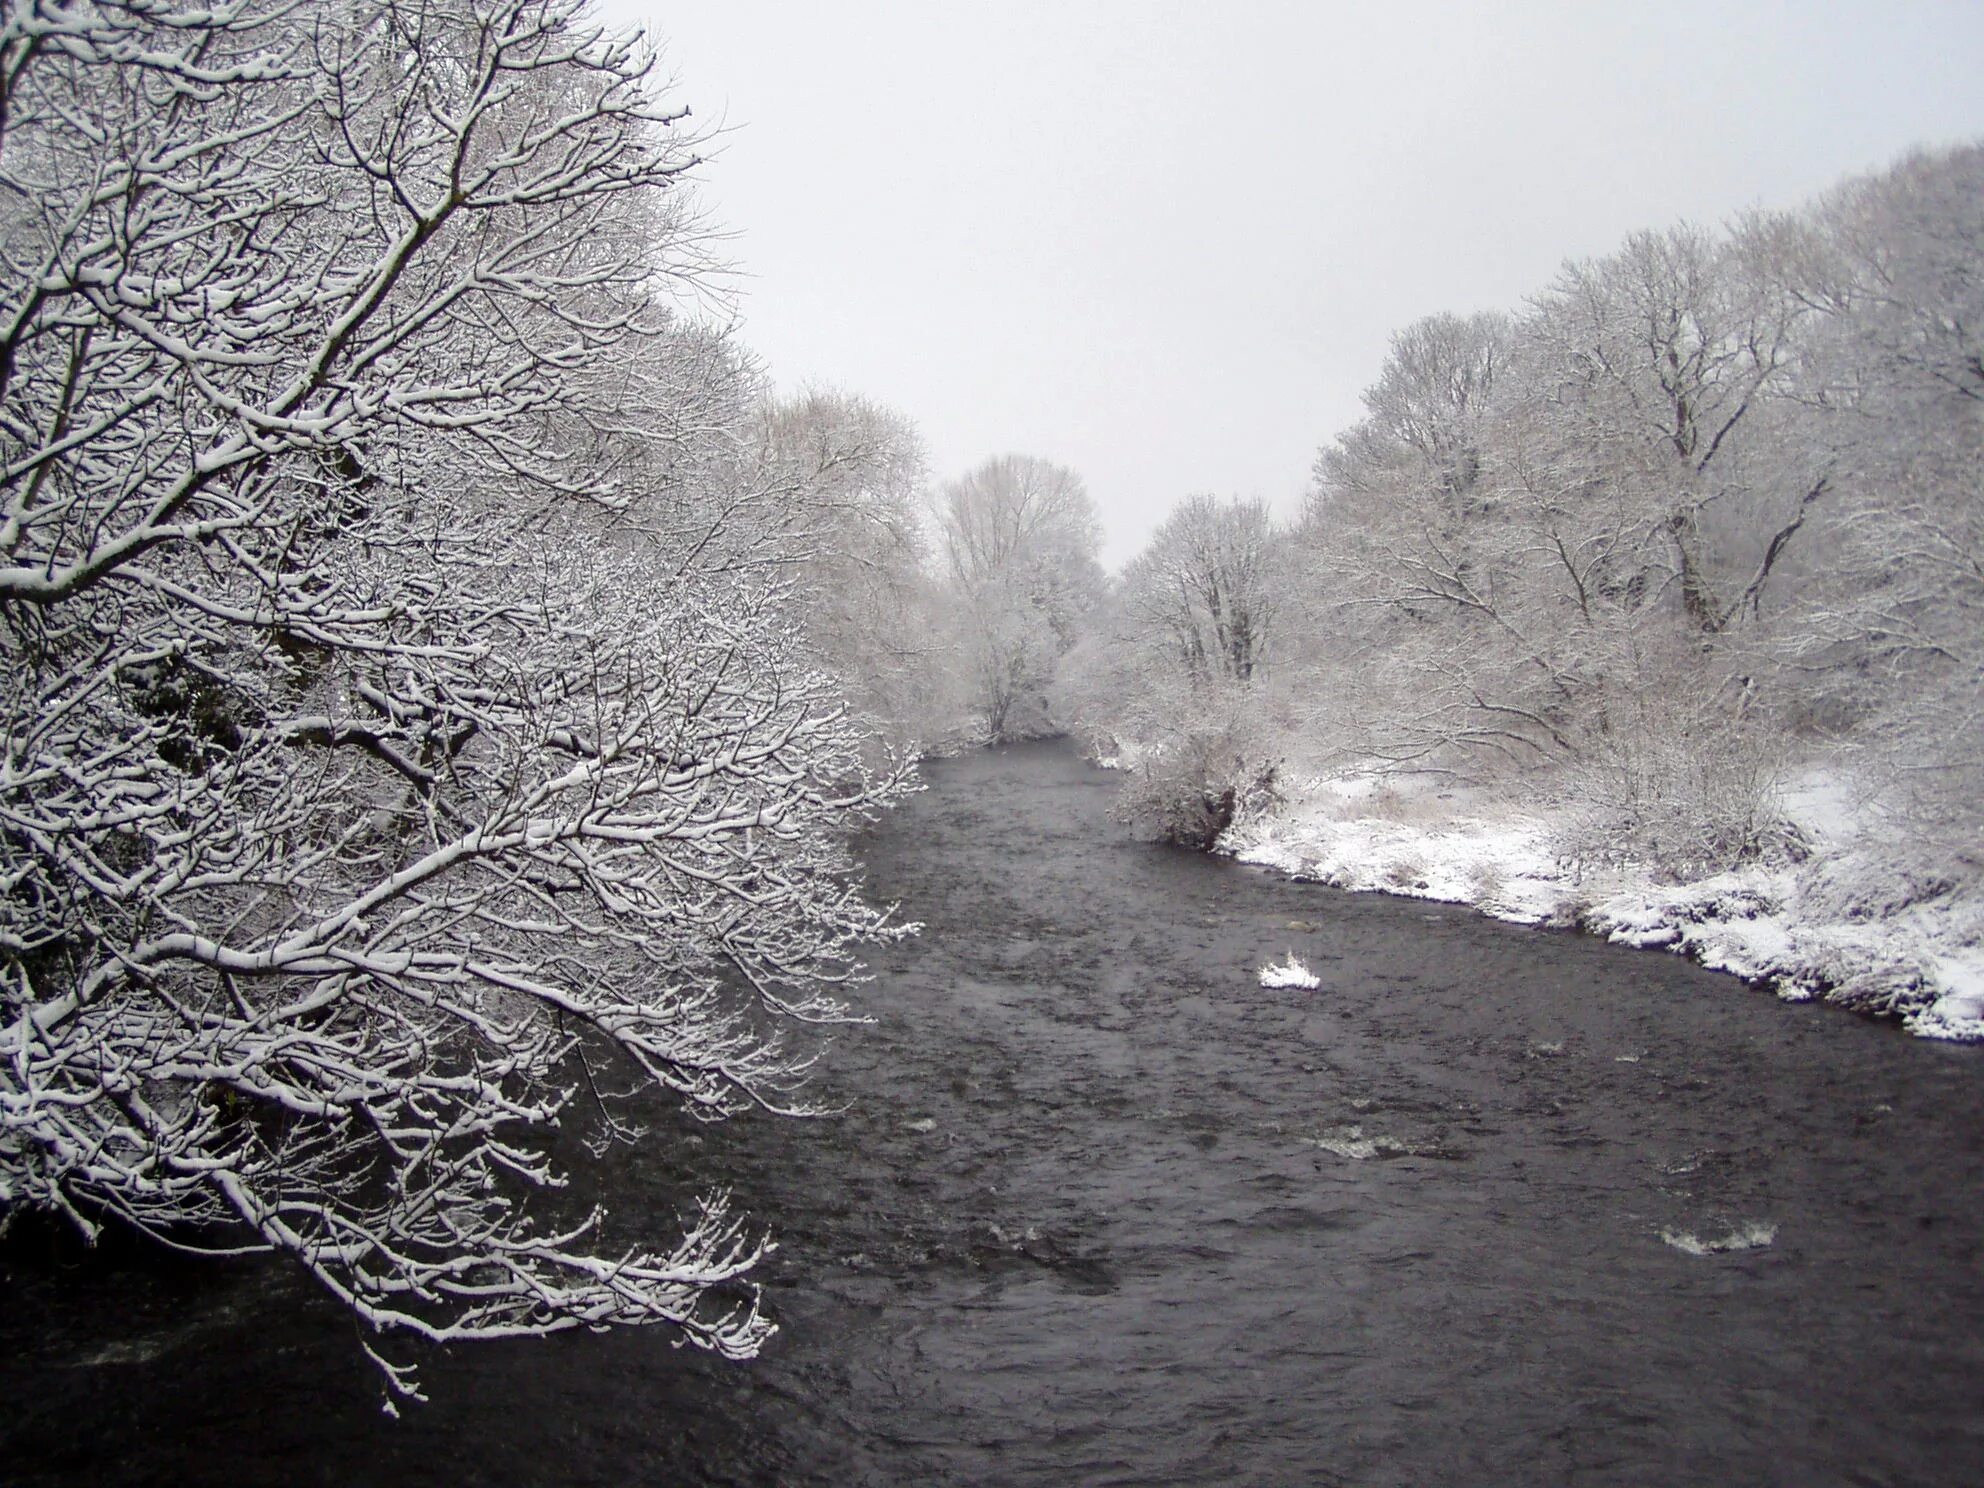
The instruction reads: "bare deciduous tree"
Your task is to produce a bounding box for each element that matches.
[1516,224,1827,637]
[1318,311,1514,519]
[756,389,949,743]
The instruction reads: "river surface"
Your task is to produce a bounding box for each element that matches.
[4,741,1983,1486]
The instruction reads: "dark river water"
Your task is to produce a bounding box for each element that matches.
[5,741,1983,1486]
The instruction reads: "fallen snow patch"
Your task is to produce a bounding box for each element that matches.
[1259,952,1320,990]
[1302,1124,1445,1160]
[1304,1125,1382,1159]
[1660,1221,1778,1256]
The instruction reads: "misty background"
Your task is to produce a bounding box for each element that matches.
[601,0,1984,564]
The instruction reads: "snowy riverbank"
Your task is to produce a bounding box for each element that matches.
[1216,770,1984,1042]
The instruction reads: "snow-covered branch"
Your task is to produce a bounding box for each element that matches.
[0,0,912,1400]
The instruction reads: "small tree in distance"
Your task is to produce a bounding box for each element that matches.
[935,454,1105,742]
[1082,495,1291,848]
[1122,495,1284,684]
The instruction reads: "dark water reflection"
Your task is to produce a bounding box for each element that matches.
[5,741,1983,1485]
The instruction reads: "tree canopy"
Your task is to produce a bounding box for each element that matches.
[0,0,914,1402]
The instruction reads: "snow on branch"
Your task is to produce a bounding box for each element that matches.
[0,0,909,1398]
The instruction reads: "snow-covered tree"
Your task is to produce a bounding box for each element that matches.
[1316,310,1513,521]
[1052,495,1293,848]
[1121,494,1284,684]
[1298,311,1553,766]
[1513,224,1827,639]
[935,454,1104,741]
[1785,143,1984,853]
[1300,309,1584,769]
[754,389,950,744]
[0,0,909,1402]
[1292,232,1833,863]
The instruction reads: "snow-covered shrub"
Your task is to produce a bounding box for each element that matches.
[1551,685,1796,881]
[1115,687,1284,849]
[1799,845,1964,923]
[1468,860,1507,907]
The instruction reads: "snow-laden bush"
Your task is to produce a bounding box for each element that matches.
[1114,687,1284,850]
[1549,684,1796,881]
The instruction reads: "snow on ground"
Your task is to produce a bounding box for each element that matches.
[1221,768,1984,1042]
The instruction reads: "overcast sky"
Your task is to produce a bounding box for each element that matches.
[596,0,1984,568]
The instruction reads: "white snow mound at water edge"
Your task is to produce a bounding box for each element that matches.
[1259,952,1320,990]
[1221,767,1984,1040]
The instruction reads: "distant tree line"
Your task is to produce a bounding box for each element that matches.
[1060,143,1983,878]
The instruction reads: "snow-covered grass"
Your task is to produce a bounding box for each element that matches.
[1258,952,1320,990]
[1220,767,1984,1042]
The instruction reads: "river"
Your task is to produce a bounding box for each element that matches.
[4,740,1982,1485]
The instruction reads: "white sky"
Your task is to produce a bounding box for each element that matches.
[596,0,1984,568]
